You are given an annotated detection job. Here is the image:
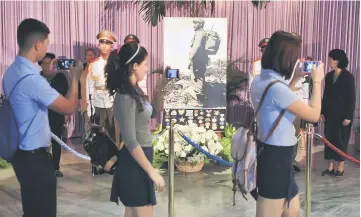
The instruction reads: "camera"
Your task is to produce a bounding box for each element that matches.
[166,69,179,79]
[302,61,320,73]
[57,59,76,70]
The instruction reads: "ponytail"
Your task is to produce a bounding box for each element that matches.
[105,44,148,112]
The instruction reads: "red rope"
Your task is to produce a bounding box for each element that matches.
[316,135,360,165]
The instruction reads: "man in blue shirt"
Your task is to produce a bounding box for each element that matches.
[3,18,83,217]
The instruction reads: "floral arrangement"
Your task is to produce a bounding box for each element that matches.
[153,123,223,167]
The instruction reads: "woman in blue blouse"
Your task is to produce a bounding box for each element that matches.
[251,31,325,217]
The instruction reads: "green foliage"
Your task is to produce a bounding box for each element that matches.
[252,0,270,9]
[0,158,11,169]
[219,137,232,162]
[135,0,215,27]
[153,151,168,169]
[218,123,236,162]
[224,123,237,139]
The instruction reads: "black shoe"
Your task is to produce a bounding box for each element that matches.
[321,169,335,176]
[334,170,344,178]
[55,170,64,178]
[293,165,301,172]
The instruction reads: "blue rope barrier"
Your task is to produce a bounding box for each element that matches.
[178,132,232,167]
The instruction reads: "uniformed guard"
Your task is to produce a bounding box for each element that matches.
[86,30,117,140]
[123,34,140,44]
[252,37,270,78]
[85,30,117,175]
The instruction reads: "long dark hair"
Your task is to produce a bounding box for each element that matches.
[262,31,301,80]
[105,43,148,111]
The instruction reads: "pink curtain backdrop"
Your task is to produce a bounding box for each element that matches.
[0,1,359,143]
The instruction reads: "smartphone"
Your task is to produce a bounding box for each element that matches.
[57,59,76,70]
[166,69,180,79]
[302,61,320,73]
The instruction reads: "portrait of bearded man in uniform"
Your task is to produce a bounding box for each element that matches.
[163,18,227,110]
[188,19,209,106]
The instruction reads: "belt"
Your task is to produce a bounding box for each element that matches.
[94,86,107,91]
[18,147,50,154]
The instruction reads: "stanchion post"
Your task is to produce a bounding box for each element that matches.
[168,122,175,217]
[305,123,314,217]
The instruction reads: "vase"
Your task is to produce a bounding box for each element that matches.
[175,160,204,173]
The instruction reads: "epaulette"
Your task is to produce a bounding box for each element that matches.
[88,57,100,81]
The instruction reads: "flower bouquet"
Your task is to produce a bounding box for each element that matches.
[153,123,223,172]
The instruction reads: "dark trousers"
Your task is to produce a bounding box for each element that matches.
[324,120,352,162]
[192,60,208,105]
[92,107,115,175]
[94,107,115,141]
[50,122,63,170]
[12,149,57,217]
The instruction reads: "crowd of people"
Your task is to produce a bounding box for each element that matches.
[1,17,356,217]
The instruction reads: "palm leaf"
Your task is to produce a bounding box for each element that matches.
[135,0,215,26]
[252,0,270,9]
[136,1,166,26]
[201,0,215,14]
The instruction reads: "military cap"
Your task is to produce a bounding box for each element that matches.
[258,38,270,48]
[124,34,140,44]
[193,18,205,25]
[96,30,117,43]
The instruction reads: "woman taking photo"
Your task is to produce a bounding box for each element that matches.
[250,31,324,217]
[321,49,355,177]
[105,43,166,217]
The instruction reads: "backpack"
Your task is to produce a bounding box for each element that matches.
[205,25,221,55]
[0,74,37,161]
[231,80,286,205]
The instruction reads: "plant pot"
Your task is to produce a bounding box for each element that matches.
[175,160,204,173]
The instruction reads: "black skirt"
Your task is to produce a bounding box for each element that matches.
[256,141,298,204]
[324,120,352,161]
[110,146,156,207]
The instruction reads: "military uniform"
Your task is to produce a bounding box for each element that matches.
[86,30,117,141]
[251,38,270,79]
[189,19,208,106]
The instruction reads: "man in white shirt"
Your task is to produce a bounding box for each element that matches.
[86,30,117,175]
[86,30,116,137]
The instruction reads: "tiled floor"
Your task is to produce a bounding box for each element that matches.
[0,138,359,217]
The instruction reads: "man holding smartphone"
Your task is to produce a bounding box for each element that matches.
[39,52,69,178]
[3,18,82,217]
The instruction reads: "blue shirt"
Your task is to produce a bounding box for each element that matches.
[3,56,59,150]
[250,69,299,147]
